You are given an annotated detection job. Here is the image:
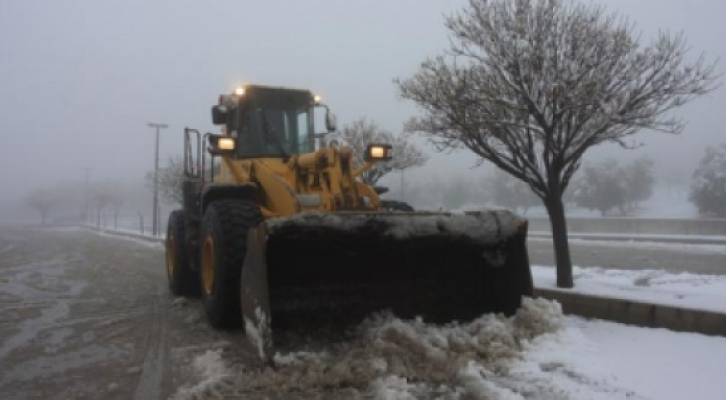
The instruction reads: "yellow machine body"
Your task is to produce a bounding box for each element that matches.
[215,147,381,219]
[169,84,533,364]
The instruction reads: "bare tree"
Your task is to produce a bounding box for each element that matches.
[690,145,726,217]
[25,189,55,225]
[145,157,185,206]
[397,0,717,287]
[335,118,427,185]
[109,189,125,229]
[92,183,114,228]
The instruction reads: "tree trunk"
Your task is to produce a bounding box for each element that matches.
[544,194,574,288]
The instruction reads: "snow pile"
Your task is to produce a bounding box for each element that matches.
[172,298,725,399]
[532,265,726,312]
[177,297,565,399]
[170,349,236,400]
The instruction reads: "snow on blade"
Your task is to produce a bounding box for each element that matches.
[265,210,523,244]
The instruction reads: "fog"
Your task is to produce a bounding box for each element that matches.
[0,0,724,223]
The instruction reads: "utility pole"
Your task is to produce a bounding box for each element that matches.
[148,122,168,236]
[82,167,91,224]
[400,170,405,201]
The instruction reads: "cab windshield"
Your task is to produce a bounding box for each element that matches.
[237,106,314,157]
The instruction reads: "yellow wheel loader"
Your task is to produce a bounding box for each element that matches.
[165,84,533,362]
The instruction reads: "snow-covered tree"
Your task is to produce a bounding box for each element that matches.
[145,157,185,206]
[485,170,541,214]
[397,0,717,287]
[335,118,427,185]
[570,157,654,216]
[689,145,725,217]
[571,159,625,216]
[622,157,655,213]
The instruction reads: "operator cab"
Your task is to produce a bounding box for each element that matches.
[211,85,336,158]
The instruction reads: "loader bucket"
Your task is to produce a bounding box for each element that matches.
[240,210,533,363]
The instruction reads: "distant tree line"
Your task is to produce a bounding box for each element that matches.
[24,179,148,227]
[568,157,655,216]
[689,144,725,217]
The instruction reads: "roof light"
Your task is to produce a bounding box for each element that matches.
[234,86,245,96]
[314,94,322,104]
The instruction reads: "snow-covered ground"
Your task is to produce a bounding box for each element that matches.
[172,298,725,400]
[2,227,724,400]
[529,231,725,244]
[529,236,725,256]
[533,265,726,313]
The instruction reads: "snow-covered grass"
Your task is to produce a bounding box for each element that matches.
[529,231,726,243]
[519,316,725,400]
[173,298,725,400]
[533,265,726,313]
[529,236,726,255]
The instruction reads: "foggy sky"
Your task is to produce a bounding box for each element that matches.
[0,0,724,217]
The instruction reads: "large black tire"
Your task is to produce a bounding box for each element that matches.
[199,200,262,329]
[166,210,199,296]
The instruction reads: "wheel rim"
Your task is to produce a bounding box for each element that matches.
[166,232,176,279]
[201,234,215,296]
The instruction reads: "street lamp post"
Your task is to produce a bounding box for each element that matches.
[82,167,91,224]
[148,122,168,236]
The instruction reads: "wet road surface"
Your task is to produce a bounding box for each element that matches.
[0,227,255,400]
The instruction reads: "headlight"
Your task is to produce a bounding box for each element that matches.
[234,86,245,96]
[365,143,393,161]
[218,137,235,150]
[370,146,385,158]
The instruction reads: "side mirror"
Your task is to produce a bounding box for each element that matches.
[211,105,228,125]
[325,109,337,133]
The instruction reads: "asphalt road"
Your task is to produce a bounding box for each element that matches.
[0,227,256,400]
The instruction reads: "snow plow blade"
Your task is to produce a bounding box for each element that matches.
[240,210,533,362]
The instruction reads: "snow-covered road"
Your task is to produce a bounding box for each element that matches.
[0,227,724,399]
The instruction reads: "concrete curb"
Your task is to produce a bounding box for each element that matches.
[534,288,726,336]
